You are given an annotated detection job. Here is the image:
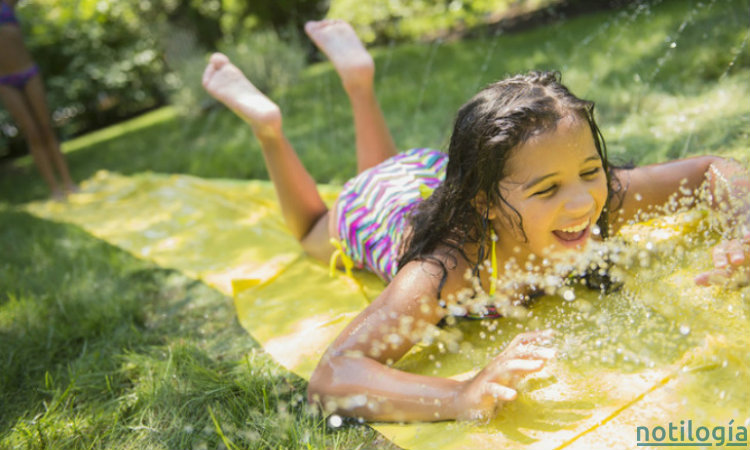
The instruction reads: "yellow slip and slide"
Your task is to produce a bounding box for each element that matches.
[26,171,749,450]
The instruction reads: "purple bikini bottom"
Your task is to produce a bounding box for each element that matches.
[0,65,39,90]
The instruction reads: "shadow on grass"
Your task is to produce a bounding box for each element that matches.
[0,210,384,449]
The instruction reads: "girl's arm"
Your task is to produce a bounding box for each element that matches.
[307,259,555,422]
[611,155,750,283]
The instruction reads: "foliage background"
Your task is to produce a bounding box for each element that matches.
[0,0,604,157]
[0,0,326,156]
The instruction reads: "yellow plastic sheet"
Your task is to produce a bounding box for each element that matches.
[25,171,749,450]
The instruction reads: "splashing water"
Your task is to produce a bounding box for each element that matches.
[321,189,749,426]
[298,0,750,427]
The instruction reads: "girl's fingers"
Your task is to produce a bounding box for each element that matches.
[713,245,729,269]
[485,358,546,387]
[480,329,555,389]
[483,383,517,401]
[501,330,556,361]
[729,250,746,266]
[712,239,748,268]
[694,271,711,286]
[528,346,557,360]
[725,239,747,266]
[698,238,750,285]
[694,267,734,286]
[503,358,545,373]
[506,344,557,360]
[507,329,556,348]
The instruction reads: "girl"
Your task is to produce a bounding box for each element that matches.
[203,20,750,422]
[0,0,76,199]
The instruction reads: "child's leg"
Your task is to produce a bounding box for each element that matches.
[0,83,63,199]
[23,75,77,193]
[305,20,397,174]
[203,53,332,259]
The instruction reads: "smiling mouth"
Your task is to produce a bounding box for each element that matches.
[552,220,590,245]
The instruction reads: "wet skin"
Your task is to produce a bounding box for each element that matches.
[490,115,609,265]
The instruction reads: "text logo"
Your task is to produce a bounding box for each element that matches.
[637,420,748,447]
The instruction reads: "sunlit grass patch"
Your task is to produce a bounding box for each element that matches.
[61,107,180,155]
[0,210,391,449]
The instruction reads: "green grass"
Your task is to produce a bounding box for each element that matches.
[61,107,181,154]
[1,0,748,448]
[0,208,392,450]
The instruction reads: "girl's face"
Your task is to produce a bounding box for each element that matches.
[491,115,608,262]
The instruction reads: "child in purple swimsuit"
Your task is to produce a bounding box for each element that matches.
[0,0,76,199]
[203,20,750,423]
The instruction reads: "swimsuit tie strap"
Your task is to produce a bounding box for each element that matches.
[489,230,498,296]
[418,184,434,200]
[329,238,354,278]
[328,238,373,302]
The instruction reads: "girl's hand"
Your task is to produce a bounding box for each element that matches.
[695,232,750,287]
[455,329,556,421]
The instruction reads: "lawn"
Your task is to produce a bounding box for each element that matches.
[1,0,748,448]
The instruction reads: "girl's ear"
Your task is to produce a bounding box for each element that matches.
[472,191,498,220]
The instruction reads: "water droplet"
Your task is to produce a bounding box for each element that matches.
[679,324,691,336]
[670,42,677,48]
[351,394,367,407]
[592,224,601,236]
[562,289,576,301]
[328,414,343,428]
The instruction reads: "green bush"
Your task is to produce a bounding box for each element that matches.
[13,1,169,137]
[0,0,318,150]
[326,0,556,43]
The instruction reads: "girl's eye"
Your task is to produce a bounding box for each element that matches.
[581,167,601,178]
[533,185,557,196]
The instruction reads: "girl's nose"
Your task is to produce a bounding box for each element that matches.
[563,185,596,216]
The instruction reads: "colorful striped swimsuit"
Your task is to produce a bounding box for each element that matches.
[335,148,448,282]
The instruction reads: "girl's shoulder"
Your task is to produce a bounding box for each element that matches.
[396,244,473,299]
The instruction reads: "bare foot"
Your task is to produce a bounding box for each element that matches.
[202,53,282,139]
[50,188,67,202]
[304,20,375,92]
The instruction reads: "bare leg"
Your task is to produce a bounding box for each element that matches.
[23,74,77,193]
[0,83,64,199]
[305,20,397,173]
[202,53,333,257]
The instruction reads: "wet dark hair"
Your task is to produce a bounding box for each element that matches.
[398,71,622,295]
